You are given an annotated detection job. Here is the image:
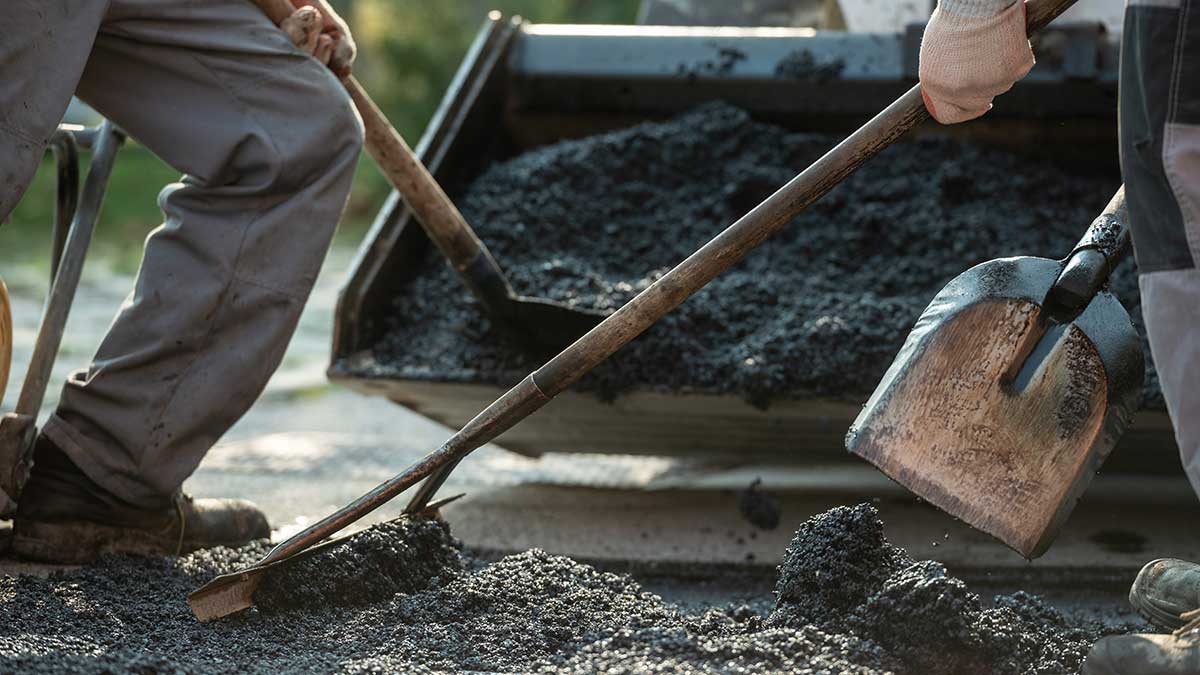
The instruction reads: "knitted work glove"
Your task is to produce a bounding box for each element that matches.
[919,0,1035,124]
[277,0,356,77]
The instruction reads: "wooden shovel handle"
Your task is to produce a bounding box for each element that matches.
[256,0,485,269]
[1024,0,1082,31]
[342,78,486,268]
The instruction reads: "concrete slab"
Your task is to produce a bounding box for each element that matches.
[181,419,1200,577]
[442,476,1200,574]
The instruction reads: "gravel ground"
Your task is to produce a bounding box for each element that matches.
[1,505,1143,674]
[364,102,1161,410]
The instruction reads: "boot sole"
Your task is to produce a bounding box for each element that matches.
[12,519,244,565]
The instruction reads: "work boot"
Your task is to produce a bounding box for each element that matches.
[1083,633,1200,675]
[12,436,269,564]
[1130,559,1200,631]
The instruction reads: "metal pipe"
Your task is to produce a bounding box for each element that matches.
[15,122,126,417]
[48,128,81,283]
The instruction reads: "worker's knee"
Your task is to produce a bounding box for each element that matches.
[310,78,365,169]
[268,80,364,195]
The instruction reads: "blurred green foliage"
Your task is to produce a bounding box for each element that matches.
[3,1,638,271]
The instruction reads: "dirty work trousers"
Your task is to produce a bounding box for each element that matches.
[1,0,363,510]
[1121,0,1200,496]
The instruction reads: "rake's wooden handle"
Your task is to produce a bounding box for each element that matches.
[255,0,513,306]
[249,0,1083,567]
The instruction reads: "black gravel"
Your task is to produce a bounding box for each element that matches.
[769,504,1126,675]
[738,478,782,531]
[363,102,1163,410]
[254,517,465,613]
[775,48,847,81]
[0,506,1140,674]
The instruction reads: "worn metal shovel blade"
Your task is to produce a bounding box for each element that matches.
[504,295,608,354]
[846,256,1143,558]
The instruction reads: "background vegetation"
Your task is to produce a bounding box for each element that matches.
[4,1,639,271]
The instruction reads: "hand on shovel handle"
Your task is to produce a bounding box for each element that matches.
[258,0,356,76]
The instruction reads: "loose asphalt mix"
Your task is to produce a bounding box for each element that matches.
[368,102,1159,410]
[0,506,1145,674]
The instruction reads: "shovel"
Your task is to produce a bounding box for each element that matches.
[188,0,1081,621]
[259,0,605,352]
[847,187,1143,559]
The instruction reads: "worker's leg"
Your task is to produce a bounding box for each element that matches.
[1118,0,1200,496]
[1,5,107,518]
[0,3,107,221]
[35,0,363,510]
[1084,2,1200,671]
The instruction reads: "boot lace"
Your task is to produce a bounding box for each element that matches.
[1174,608,1200,638]
[173,492,190,556]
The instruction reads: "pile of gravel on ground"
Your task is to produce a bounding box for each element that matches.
[255,517,465,612]
[366,101,1162,410]
[0,507,1138,674]
[770,504,1115,675]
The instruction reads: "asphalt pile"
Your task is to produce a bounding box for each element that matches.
[1,506,1136,674]
[769,504,1113,675]
[369,101,1163,410]
[254,517,465,612]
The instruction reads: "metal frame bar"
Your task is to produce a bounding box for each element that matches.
[0,120,127,516]
[47,128,81,283]
[15,121,126,416]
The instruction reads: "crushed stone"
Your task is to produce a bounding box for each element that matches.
[254,517,465,613]
[0,506,1140,674]
[363,101,1162,411]
[770,504,1127,675]
[774,49,846,81]
[737,478,782,531]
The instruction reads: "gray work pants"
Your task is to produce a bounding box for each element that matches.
[2,0,363,510]
[1121,0,1200,495]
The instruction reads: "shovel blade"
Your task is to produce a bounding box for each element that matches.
[506,296,608,353]
[188,569,263,622]
[187,535,345,621]
[847,257,1142,558]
